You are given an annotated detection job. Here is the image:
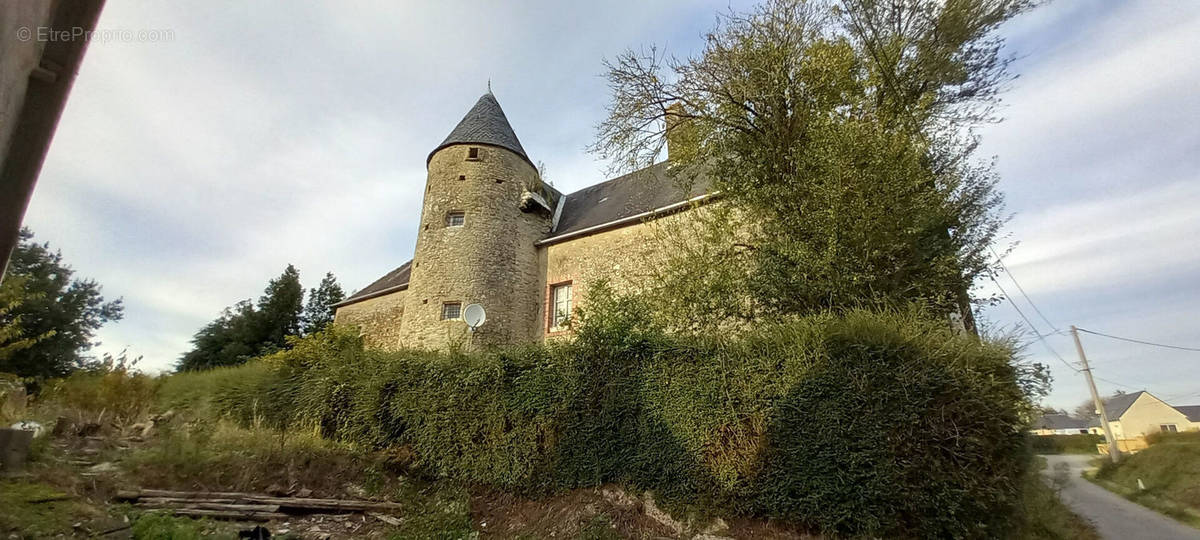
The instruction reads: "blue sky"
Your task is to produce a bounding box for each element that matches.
[23,1,1200,411]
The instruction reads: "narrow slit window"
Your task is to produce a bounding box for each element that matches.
[549,283,572,331]
[446,211,465,227]
[442,302,462,320]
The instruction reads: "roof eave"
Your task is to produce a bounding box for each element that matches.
[425,141,537,171]
[332,283,409,308]
[536,191,720,247]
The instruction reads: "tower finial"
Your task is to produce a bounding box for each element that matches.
[487,79,492,94]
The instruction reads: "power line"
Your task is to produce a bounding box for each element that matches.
[1163,389,1200,402]
[988,271,1078,372]
[1090,373,1141,392]
[989,247,1060,333]
[1075,327,1200,352]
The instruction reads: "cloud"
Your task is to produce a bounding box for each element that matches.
[21,0,1200,404]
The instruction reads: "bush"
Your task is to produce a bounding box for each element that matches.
[165,304,1032,538]
[1030,434,1103,455]
[40,354,157,425]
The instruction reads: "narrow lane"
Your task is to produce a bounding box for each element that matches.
[1041,454,1200,540]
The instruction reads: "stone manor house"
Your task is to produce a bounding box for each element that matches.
[333,93,711,350]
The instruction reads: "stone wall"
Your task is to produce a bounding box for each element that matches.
[333,289,408,350]
[539,210,699,337]
[399,144,551,350]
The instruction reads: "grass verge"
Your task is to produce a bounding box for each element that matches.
[1086,441,1200,530]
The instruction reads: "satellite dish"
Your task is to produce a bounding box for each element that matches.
[463,303,486,331]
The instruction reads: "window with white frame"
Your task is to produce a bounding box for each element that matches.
[549,283,572,330]
[446,211,465,227]
[441,302,462,320]
[1161,424,1179,433]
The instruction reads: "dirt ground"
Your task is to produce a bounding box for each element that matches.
[2,418,819,539]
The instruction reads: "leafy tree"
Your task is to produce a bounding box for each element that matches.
[1073,399,1098,422]
[302,272,344,335]
[591,0,1029,331]
[0,275,54,364]
[0,229,123,378]
[177,300,258,371]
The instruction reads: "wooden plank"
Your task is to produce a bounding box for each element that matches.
[117,489,404,512]
[135,496,241,505]
[161,508,287,522]
[135,501,281,513]
[368,511,402,526]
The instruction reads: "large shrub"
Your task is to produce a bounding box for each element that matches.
[165,303,1031,538]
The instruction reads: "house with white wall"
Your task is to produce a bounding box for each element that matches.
[1031,413,1091,435]
[1086,391,1195,439]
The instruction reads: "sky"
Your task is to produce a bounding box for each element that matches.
[20,1,1200,411]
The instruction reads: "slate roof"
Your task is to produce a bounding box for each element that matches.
[429,93,532,168]
[1033,413,1090,431]
[550,162,713,238]
[1176,405,1200,422]
[1102,391,1146,419]
[335,260,411,307]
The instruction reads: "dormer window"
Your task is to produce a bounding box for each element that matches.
[466,147,480,160]
[446,211,465,227]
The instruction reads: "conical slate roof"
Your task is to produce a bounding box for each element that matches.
[428,92,532,167]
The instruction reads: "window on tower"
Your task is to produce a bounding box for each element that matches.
[446,211,465,227]
[467,147,480,160]
[442,302,462,320]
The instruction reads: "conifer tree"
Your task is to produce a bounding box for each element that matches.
[302,272,344,335]
[255,264,304,353]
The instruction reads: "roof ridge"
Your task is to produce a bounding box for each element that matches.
[564,162,669,198]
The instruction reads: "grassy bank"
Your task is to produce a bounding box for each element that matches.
[1091,434,1200,528]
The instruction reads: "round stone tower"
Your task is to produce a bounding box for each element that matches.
[398,92,557,350]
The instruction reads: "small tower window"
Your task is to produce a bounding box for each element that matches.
[446,211,465,227]
[466,147,480,160]
[441,302,462,320]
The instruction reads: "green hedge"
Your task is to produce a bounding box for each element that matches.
[1030,434,1103,455]
[164,303,1031,538]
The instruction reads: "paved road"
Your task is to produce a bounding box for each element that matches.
[1041,454,1200,540]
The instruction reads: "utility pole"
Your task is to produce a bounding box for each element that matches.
[1071,325,1121,463]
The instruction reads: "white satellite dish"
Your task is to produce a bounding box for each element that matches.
[463,303,486,331]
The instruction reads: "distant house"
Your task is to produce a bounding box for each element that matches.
[1175,405,1200,431]
[1087,391,1195,439]
[1031,413,1090,435]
